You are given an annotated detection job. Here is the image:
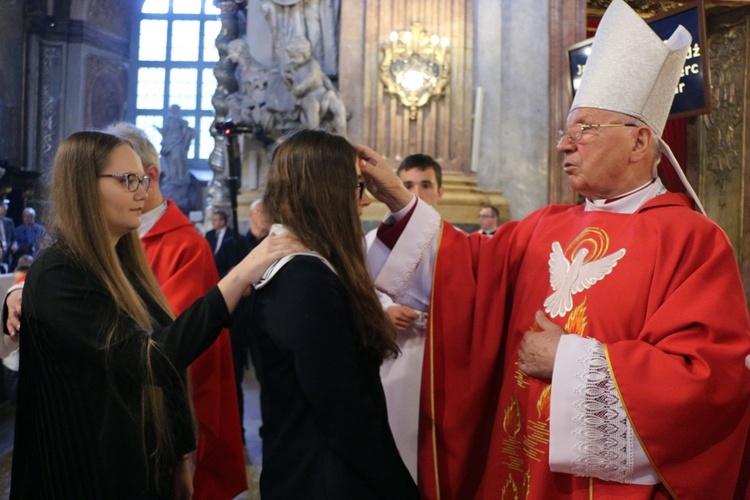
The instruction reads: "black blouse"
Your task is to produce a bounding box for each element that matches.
[10,244,231,499]
[250,255,419,499]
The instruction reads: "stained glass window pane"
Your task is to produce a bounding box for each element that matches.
[173,0,202,14]
[202,20,220,62]
[201,68,216,110]
[136,68,166,109]
[169,69,198,110]
[200,117,215,159]
[135,116,164,154]
[139,20,168,61]
[171,21,200,61]
[141,0,168,14]
[204,0,220,15]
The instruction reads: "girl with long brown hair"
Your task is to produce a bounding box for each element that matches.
[249,129,418,499]
[9,131,301,498]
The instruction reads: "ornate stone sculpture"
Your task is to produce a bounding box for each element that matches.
[281,37,346,133]
[222,1,346,138]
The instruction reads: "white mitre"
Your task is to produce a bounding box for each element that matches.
[571,0,705,214]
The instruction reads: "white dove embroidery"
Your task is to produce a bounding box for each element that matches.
[543,241,626,318]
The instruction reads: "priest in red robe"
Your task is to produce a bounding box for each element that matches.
[106,123,247,499]
[358,1,750,498]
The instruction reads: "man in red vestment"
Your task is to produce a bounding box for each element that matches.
[357,1,750,498]
[106,123,247,499]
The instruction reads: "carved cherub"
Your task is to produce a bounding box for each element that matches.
[281,37,347,134]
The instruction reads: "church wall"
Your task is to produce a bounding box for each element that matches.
[25,0,131,179]
[0,0,27,167]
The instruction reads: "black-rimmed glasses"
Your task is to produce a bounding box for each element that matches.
[557,123,637,145]
[356,181,365,199]
[97,173,150,192]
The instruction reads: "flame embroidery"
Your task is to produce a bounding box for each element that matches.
[536,385,551,420]
[503,394,522,438]
[564,297,588,336]
[502,475,519,500]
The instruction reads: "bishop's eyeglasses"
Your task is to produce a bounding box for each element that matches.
[557,123,637,145]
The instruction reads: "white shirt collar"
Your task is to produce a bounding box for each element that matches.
[138,201,168,238]
[254,224,336,289]
[584,178,666,214]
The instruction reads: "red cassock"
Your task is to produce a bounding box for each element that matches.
[419,193,750,499]
[141,200,247,499]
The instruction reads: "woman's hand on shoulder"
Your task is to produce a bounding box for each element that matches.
[236,232,307,285]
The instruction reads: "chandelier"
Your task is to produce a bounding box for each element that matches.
[379,24,451,120]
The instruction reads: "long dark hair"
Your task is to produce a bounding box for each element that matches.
[264,129,399,360]
[49,131,181,488]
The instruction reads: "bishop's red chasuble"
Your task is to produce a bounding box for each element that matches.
[420,193,750,499]
[142,200,247,499]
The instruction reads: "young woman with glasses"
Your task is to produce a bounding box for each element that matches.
[8,131,302,498]
[249,129,419,498]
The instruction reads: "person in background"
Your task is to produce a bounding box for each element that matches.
[395,153,444,207]
[359,1,750,497]
[206,210,237,278]
[245,199,271,253]
[231,198,271,436]
[13,207,45,268]
[5,131,302,498]
[249,128,418,498]
[364,153,443,481]
[103,121,248,499]
[476,205,499,236]
[0,203,16,273]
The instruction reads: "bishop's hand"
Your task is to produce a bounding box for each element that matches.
[518,310,564,380]
[355,144,413,213]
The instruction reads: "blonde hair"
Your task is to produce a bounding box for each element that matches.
[265,129,399,360]
[49,131,181,488]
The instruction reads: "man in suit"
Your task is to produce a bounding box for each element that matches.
[206,210,237,278]
[0,203,16,273]
[231,199,271,435]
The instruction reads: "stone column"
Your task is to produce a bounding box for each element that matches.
[475,0,552,220]
[206,0,245,230]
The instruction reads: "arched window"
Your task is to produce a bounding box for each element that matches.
[128,0,220,173]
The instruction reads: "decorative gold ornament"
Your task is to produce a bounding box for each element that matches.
[379,23,450,120]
